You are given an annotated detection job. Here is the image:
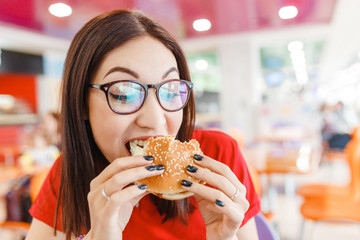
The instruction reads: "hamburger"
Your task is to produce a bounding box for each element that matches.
[130,136,203,200]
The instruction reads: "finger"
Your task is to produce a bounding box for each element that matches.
[193,154,243,189]
[181,181,246,223]
[91,155,154,187]
[104,164,165,196]
[89,184,149,227]
[101,185,149,229]
[89,183,148,210]
[186,164,246,201]
[105,184,149,208]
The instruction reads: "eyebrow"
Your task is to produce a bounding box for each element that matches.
[162,67,179,79]
[104,66,179,80]
[104,66,139,78]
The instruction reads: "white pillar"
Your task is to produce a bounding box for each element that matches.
[218,38,260,141]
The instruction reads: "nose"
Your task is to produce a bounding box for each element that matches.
[135,89,167,130]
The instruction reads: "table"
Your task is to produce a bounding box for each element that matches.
[243,140,321,174]
[242,141,322,218]
[0,164,46,184]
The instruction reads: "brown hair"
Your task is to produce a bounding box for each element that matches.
[56,9,196,238]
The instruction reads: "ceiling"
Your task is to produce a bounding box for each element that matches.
[0,0,360,85]
[0,0,336,40]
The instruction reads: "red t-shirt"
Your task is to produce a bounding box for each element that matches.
[29,129,261,239]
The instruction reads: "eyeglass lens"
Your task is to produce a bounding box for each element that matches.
[107,80,189,113]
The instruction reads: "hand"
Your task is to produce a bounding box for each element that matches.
[181,155,249,240]
[85,155,164,240]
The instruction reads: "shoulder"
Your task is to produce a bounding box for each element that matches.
[46,155,62,186]
[192,129,242,165]
[192,129,236,143]
[29,155,63,232]
[192,129,237,148]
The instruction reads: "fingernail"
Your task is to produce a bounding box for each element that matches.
[193,154,203,161]
[155,164,165,170]
[145,165,156,171]
[181,180,193,187]
[143,155,154,161]
[186,165,198,173]
[137,184,147,190]
[215,199,225,207]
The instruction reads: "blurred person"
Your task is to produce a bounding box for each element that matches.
[25,10,260,240]
[321,101,357,151]
[41,111,61,150]
[19,114,60,167]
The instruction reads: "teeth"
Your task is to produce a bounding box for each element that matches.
[129,139,148,156]
[131,140,145,147]
[130,141,143,156]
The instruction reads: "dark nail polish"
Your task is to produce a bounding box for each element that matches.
[193,154,203,161]
[215,199,225,207]
[145,165,156,171]
[143,155,154,161]
[181,180,193,187]
[137,184,148,190]
[155,164,165,170]
[186,165,198,173]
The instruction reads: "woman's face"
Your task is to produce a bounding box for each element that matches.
[88,36,183,162]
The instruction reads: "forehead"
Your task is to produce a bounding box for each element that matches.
[95,36,178,80]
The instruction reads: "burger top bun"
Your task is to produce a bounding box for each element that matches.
[130,136,203,200]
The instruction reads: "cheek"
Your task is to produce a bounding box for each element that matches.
[88,94,112,132]
[88,94,129,160]
[167,110,184,135]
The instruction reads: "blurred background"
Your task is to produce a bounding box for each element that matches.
[1,0,360,239]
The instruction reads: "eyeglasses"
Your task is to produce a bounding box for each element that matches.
[88,79,194,114]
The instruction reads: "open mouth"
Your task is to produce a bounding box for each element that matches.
[126,139,148,156]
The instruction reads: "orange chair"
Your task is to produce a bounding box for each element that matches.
[0,167,50,235]
[297,126,360,223]
[28,168,50,203]
[247,164,274,221]
[228,127,246,149]
[247,164,262,195]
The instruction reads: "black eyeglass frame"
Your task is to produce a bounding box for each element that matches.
[88,79,194,114]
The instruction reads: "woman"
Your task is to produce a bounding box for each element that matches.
[26,10,261,240]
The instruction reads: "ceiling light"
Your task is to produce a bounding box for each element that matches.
[288,41,303,52]
[279,6,298,20]
[295,70,309,84]
[290,50,305,60]
[48,3,72,17]
[193,19,211,32]
[195,59,209,70]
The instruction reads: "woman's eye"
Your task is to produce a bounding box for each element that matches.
[160,91,180,101]
[109,92,136,103]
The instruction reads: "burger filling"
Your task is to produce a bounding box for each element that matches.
[129,140,148,156]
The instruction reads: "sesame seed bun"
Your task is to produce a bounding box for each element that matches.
[131,136,203,200]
